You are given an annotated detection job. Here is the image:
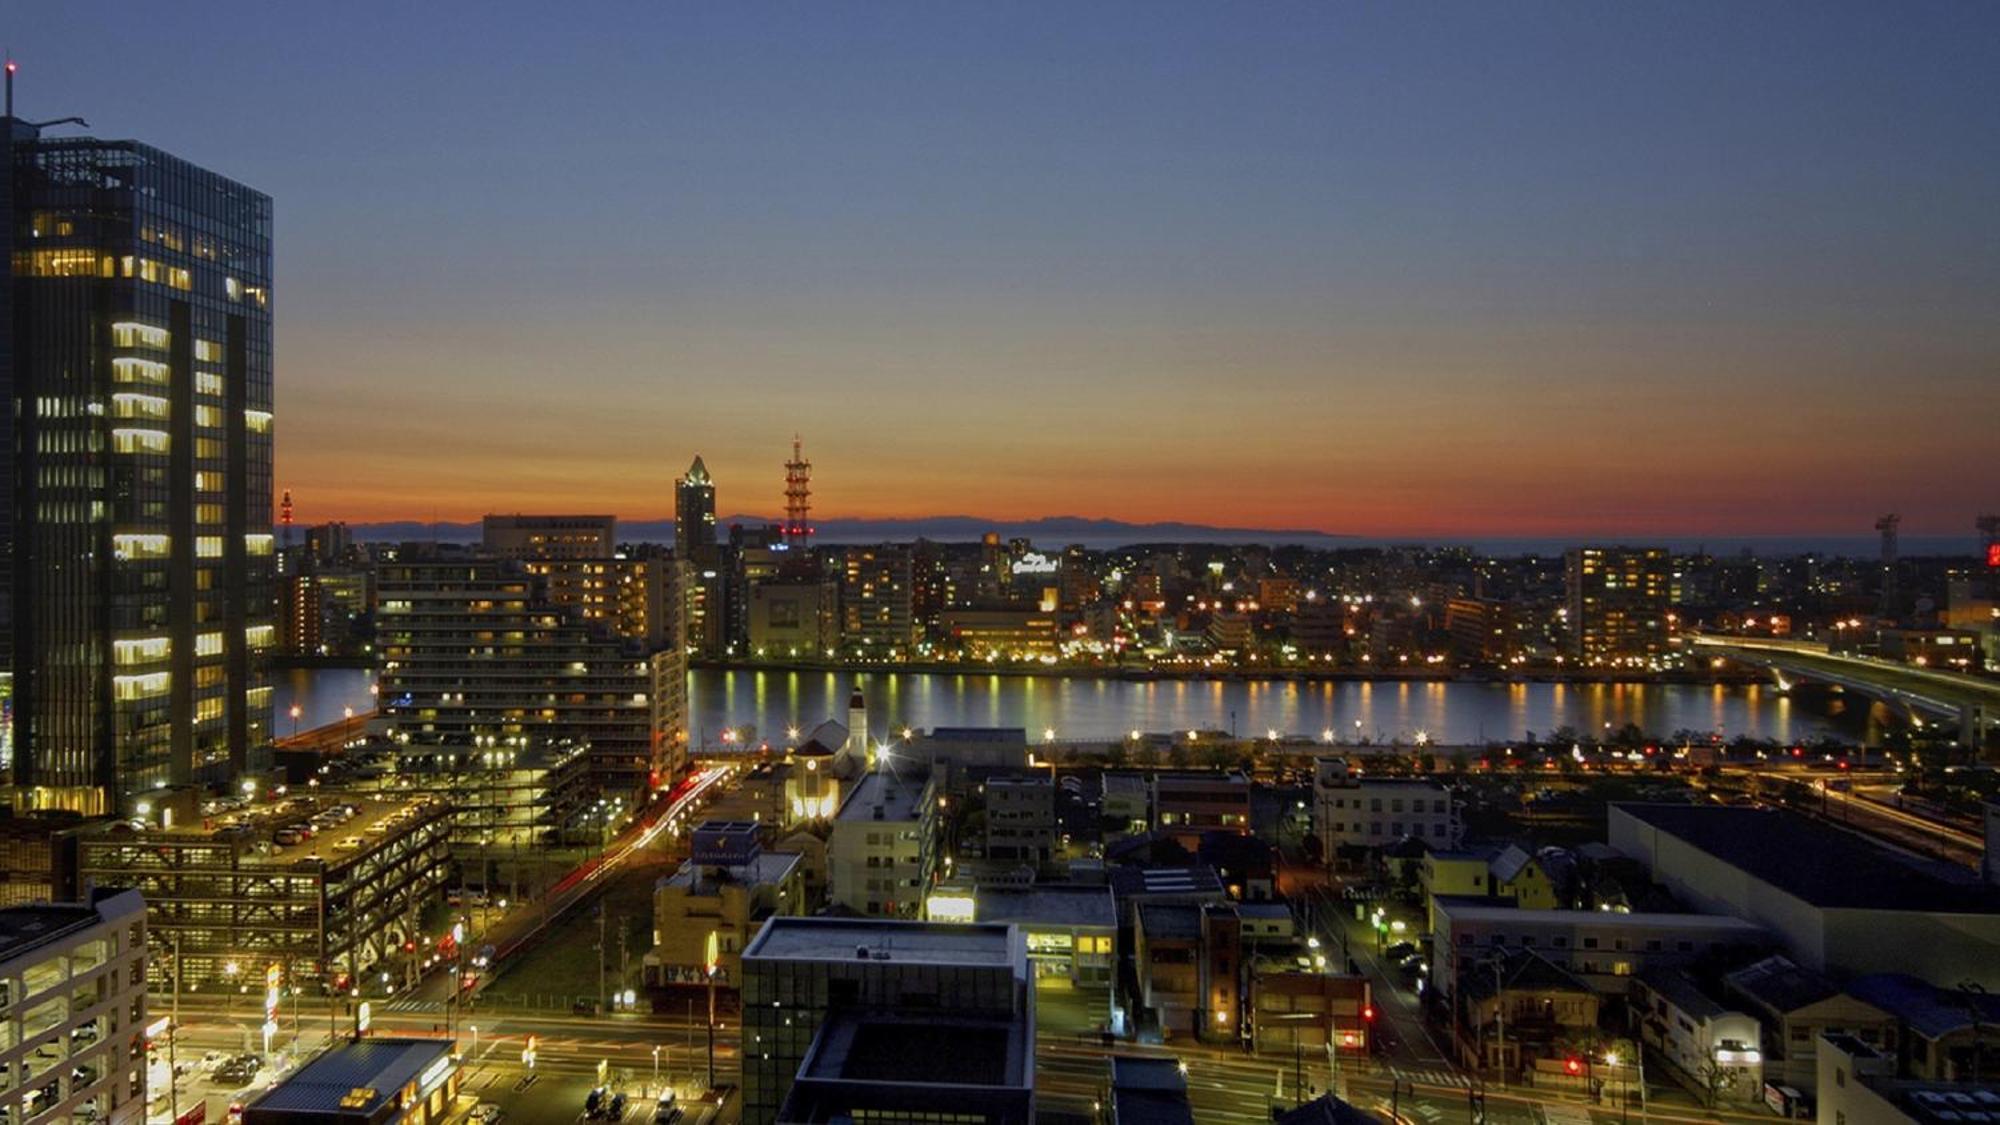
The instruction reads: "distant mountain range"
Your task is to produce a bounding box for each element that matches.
[345,514,1347,549]
[335,518,1981,558]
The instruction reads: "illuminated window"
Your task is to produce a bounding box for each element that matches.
[111,393,169,420]
[193,405,222,428]
[194,340,222,362]
[244,624,275,649]
[194,697,225,722]
[113,358,170,386]
[22,248,109,277]
[113,636,171,665]
[113,673,171,702]
[195,372,224,395]
[245,410,273,433]
[195,536,224,558]
[110,322,170,350]
[245,533,275,556]
[166,267,192,291]
[112,534,170,560]
[111,428,170,455]
[195,504,224,526]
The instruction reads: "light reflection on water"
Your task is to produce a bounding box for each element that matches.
[275,666,1863,748]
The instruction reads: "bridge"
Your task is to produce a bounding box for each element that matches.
[1688,633,1999,750]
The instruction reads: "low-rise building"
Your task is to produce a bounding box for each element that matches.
[1153,772,1251,848]
[1723,955,1897,1090]
[828,770,940,918]
[1431,899,1769,1001]
[1845,973,2000,1084]
[1250,970,1372,1059]
[983,775,1056,873]
[75,794,452,989]
[0,889,147,1125]
[1109,1056,1195,1125]
[244,1037,458,1125]
[1451,948,1598,1077]
[1134,902,1241,1044]
[645,821,804,995]
[1632,967,1765,1104]
[330,734,593,847]
[1609,804,2000,989]
[1814,1032,2000,1125]
[1313,759,1460,859]
[740,917,1035,1125]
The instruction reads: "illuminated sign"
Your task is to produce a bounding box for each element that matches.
[357,1001,372,1034]
[926,892,976,923]
[417,1055,454,1095]
[1989,543,2000,569]
[1011,552,1058,575]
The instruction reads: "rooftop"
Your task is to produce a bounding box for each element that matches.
[1613,803,2000,913]
[1432,899,1768,936]
[1846,974,2000,1040]
[1136,903,1206,942]
[976,885,1116,930]
[1110,1056,1196,1125]
[246,1038,451,1118]
[0,890,138,966]
[837,771,929,823]
[1724,955,1844,1015]
[744,916,1020,968]
[800,1013,1023,1086]
[923,727,1028,742]
[662,851,802,895]
[1109,865,1225,899]
[1636,966,1733,1021]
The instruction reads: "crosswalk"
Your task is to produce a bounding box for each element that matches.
[1386,1063,1470,1089]
[382,999,444,1013]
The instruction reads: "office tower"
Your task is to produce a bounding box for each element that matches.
[2,111,275,813]
[1564,546,1672,665]
[674,457,726,656]
[375,559,686,798]
[675,456,717,567]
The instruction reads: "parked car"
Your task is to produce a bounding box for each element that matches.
[471,1105,503,1124]
[1383,941,1417,962]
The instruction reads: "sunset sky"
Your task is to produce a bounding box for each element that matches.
[15,2,1999,536]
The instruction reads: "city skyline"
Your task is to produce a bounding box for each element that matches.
[10,3,1999,536]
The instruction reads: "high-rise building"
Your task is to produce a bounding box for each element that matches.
[838,545,915,657]
[675,458,724,656]
[2,112,275,813]
[375,559,686,797]
[1564,546,1672,665]
[675,456,717,567]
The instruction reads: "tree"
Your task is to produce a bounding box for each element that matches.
[1696,1056,1742,1107]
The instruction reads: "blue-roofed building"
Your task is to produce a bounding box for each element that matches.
[243,1038,456,1125]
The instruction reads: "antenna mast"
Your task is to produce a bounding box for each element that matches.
[783,436,813,553]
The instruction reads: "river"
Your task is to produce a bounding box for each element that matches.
[274,666,1865,748]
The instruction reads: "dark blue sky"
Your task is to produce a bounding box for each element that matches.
[14,2,1999,534]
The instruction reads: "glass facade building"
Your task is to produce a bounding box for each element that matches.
[2,118,276,813]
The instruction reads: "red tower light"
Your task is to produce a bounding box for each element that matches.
[1565,1056,1584,1076]
[1362,1004,1376,1021]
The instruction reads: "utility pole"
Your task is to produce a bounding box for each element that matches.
[168,933,181,1125]
[596,903,607,1013]
[1490,956,1508,1087]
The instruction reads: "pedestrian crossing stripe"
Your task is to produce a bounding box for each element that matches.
[1389,1065,1470,1088]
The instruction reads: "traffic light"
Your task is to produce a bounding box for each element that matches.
[1362,1004,1376,1021]
[1564,1056,1583,1076]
